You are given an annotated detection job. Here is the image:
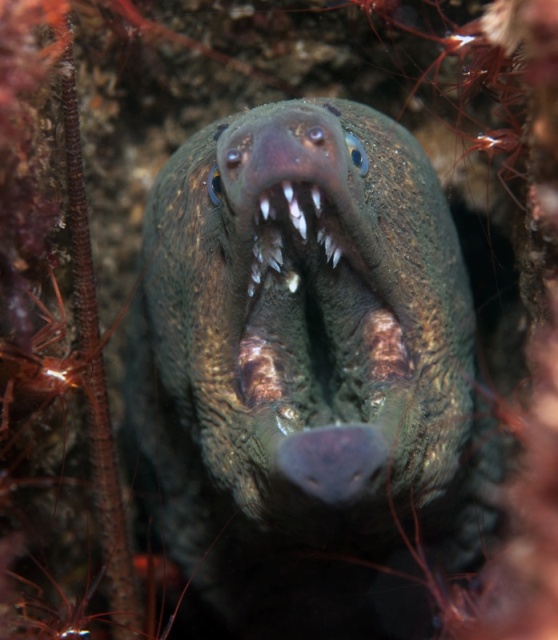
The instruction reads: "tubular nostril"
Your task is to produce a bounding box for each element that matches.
[226,148,242,167]
[307,126,325,144]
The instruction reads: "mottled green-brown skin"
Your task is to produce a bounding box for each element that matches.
[125,99,490,639]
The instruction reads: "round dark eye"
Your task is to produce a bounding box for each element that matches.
[344,132,369,177]
[208,163,222,205]
[351,148,362,166]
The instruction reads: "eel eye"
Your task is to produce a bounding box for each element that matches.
[208,163,222,205]
[344,132,369,177]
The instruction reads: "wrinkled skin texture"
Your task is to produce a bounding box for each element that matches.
[125,99,494,639]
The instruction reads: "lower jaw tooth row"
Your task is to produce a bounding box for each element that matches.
[317,228,342,266]
[249,229,284,297]
[248,234,343,297]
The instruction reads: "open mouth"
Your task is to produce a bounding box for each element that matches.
[137,98,475,520]
[236,178,414,440]
[198,99,475,510]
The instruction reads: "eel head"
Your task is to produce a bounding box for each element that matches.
[142,98,475,539]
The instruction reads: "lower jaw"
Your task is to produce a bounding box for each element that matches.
[233,233,419,514]
[245,377,418,510]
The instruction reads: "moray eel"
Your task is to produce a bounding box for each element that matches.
[125,98,491,639]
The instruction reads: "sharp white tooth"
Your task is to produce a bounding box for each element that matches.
[253,245,263,262]
[288,198,307,241]
[270,246,283,265]
[325,236,336,263]
[298,211,307,240]
[251,264,261,283]
[269,248,283,270]
[332,247,342,268]
[276,416,290,436]
[311,185,321,215]
[282,180,294,203]
[259,195,270,220]
[286,272,301,293]
[317,228,325,244]
[289,198,302,219]
[248,282,255,297]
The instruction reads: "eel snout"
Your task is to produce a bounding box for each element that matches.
[215,102,352,224]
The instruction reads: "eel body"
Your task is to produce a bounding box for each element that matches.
[125,98,491,639]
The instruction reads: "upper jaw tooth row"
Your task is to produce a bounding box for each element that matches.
[248,181,342,297]
[258,181,321,234]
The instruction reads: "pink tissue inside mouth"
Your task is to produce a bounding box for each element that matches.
[362,309,413,382]
[238,334,286,407]
[238,308,412,414]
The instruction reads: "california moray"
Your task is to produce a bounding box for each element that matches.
[124,98,501,639]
